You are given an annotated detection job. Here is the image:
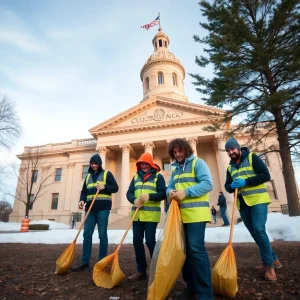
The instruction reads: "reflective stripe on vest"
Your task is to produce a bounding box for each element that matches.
[130,173,161,222]
[228,152,271,209]
[173,157,210,223]
[85,170,112,202]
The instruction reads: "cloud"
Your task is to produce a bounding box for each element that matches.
[0,29,45,53]
[0,9,45,53]
[47,29,74,40]
[1,66,82,94]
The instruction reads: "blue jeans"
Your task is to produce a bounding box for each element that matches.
[182,222,212,300]
[220,207,230,225]
[239,203,277,266]
[212,214,216,223]
[82,210,110,265]
[132,220,158,273]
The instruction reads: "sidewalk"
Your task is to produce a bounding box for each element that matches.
[108,215,224,230]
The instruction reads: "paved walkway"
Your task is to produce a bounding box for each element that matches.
[108,215,224,230]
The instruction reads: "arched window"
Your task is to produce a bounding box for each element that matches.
[159,39,163,47]
[172,73,177,86]
[158,72,164,85]
[145,77,150,90]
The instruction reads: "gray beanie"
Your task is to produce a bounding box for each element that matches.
[225,138,241,151]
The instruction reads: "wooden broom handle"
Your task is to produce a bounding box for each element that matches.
[73,189,100,242]
[228,188,238,245]
[115,208,139,253]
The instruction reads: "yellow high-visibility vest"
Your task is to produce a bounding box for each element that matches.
[228,152,271,209]
[173,158,210,223]
[131,173,161,222]
[85,170,112,202]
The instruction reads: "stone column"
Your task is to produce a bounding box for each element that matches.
[98,146,109,169]
[186,137,198,156]
[117,144,131,216]
[64,162,76,211]
[215,135,239,223]
[142,141,155,155]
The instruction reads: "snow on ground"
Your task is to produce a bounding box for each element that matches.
[0,213,299,244]
[0,219,69,231]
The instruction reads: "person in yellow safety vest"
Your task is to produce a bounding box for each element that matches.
[224,137,282,281]
[166,138,213,300]
[71,154,119,272]
[126,152,166,282]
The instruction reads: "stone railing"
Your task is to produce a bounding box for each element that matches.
[24,138,96,153]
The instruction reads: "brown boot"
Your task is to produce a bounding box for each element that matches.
[265,266,277,281]
[127,271,147,282]
[255,259,282,271]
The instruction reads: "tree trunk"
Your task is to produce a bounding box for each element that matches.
[25,206,30,218]
[275,112,300,216]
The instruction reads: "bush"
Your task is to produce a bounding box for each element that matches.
[28,224,49,230]
[237,217,243,223]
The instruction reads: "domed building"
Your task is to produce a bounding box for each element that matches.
[10,29,287,226]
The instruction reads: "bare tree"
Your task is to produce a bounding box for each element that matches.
[8,149,53,217]
[0,94,22,150]
[0,165,5,191]
[0,198,12,222]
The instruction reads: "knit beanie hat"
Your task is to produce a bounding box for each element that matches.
[225,138,241,151]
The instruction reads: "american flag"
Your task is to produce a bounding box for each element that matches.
[141,16,159,30]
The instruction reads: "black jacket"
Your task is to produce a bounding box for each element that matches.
[217,194,227,208]
[126,169,166,204]
[80,154,119,211]
[224,147,271,209]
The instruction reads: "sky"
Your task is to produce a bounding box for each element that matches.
[1,213,300,244]
[0,0,299,204]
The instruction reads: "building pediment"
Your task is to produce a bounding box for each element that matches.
[89,96,225,136]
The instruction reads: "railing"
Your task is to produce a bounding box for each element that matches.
[24,138,96,153]
[78,140,97,145]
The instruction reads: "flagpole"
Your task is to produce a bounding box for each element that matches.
[158,12,161,29]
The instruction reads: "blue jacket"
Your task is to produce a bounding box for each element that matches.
[167,155,213,198]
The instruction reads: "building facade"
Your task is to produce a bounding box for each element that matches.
[11,29,287,226]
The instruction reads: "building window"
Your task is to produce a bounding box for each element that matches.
[164,41,167,47]
[55,168,62,181]
[51,193,59,210]
[32,170,38,183]
[172,73,177,86]
[159,39,163,47]
[145,77,150,91]
[162,158,171,171]
[29,194,34,210]
[82,165,89,179]
[158,72,164,85]
[266,180,278,200]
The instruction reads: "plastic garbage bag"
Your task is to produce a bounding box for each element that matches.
[147,200,186,300]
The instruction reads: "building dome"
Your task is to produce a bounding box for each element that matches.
[140,28,187,102]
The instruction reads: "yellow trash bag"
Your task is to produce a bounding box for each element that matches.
[55,190,99,275]
[93,208,139,289]
[93,252,124,289]
[147,200,186,300]
[212,189,238,298]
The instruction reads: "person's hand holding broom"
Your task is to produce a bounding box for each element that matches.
[134,199,143,208]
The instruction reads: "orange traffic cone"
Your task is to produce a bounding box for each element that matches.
[20,217,29,232]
